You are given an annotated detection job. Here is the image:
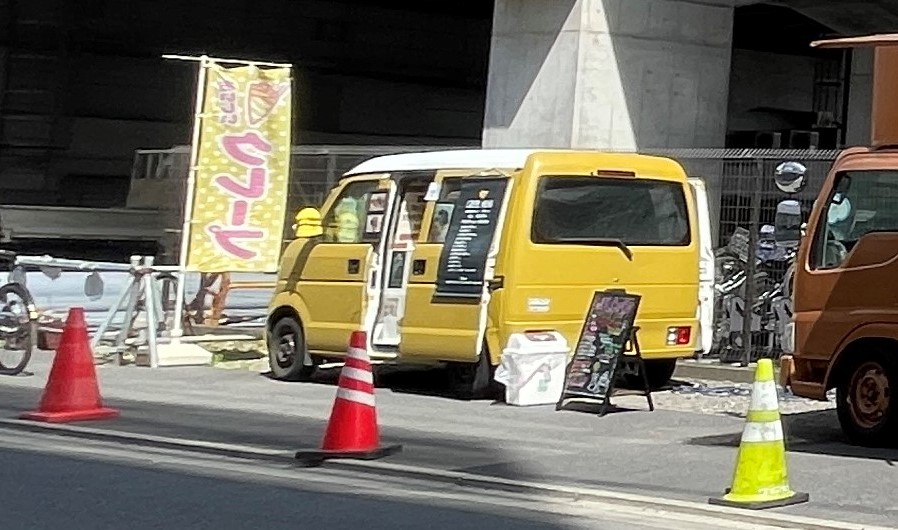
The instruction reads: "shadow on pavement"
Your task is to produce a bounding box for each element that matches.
[0,446,577,530]
[0,384,551,483]
[263,364,666,410]
[685,409,898,464]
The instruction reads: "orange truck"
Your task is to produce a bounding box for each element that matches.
[782,33,898,446]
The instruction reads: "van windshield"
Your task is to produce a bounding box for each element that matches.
[532,176,691,246]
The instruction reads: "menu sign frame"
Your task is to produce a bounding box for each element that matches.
[556,289,654,416]
[434,177,508,299]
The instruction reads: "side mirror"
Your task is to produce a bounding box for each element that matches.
[84,271,104,301]
[774,161,807,194]
[293,207,323,238]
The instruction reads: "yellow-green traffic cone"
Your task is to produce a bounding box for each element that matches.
[709,359,809,510]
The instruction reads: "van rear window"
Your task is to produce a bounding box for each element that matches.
[532,177,691,246]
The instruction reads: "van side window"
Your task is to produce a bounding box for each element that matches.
[532,177,691,246]
[812,170,898,269]
[321,180,381,244]
[427,179,462,243]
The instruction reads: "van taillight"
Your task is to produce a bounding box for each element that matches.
[667,326,691,346]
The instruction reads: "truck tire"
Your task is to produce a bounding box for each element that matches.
[267,317,317,381]
[837,351,898,447]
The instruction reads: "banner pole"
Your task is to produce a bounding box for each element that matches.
[170,55,210,342]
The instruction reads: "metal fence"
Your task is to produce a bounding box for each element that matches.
[132,145,841,364]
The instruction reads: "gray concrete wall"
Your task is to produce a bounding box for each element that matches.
[483,0,735,150]
[727,49,816,133]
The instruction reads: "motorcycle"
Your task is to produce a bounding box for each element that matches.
[710,162,807,362]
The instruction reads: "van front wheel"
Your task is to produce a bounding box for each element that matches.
[268,317,317,382]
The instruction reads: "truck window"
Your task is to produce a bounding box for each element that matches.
[532,177,690,246]
[812,170,898,269]
[321,180,381,244]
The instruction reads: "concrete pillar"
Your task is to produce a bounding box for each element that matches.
[483,0,735,150]
[845,48,873,147]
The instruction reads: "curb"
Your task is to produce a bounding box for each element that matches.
[0,419,887,530]
[675,360,781,385]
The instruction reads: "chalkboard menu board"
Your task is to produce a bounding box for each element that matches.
[434,177,508,298]
[557,290,643,413]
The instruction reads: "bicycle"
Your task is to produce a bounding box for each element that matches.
[0,250,37,375]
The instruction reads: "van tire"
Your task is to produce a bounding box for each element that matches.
[836,350,898,447]
[268,317,317,382]
[449,349,500,401]
[644,359,677,390]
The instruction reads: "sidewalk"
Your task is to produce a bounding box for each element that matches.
[1,354,896,528]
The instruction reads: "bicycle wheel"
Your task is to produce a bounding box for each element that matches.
[0,282,36,375]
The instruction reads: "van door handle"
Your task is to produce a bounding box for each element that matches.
[412,259,426,275]
[347,259,360,274]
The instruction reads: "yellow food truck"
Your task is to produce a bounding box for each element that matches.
[267,149,709,397]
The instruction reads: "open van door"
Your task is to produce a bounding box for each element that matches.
[294,175,396,354]
[398,170,512,362]
[688,177,715,356]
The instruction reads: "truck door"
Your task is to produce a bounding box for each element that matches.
[398,171,512,362]
[688,177,715,355]
[297,175,395,354]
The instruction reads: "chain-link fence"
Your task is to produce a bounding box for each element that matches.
[132,145,840,363]
[646,149,839,365]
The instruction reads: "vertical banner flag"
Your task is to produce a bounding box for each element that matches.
[187,63,292,272]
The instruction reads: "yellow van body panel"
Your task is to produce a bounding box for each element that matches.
[399,243,481,362]
[492,151,699,361]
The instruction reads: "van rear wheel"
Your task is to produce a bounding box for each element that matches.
[448,349,500,401]
[643,359,677,390]
[268,317,317,382]
[837,352,898,447]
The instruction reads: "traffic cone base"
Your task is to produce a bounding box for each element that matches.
[20,307,120,424]
[21,407,119,424]
[295,444,403,468]
[709,359,808,510]
[294,331,402,468]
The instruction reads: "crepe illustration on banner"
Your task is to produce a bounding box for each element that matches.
[246,80,290,127]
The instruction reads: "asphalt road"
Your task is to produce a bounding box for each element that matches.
[1,355,897,528]
[0,428,762,530]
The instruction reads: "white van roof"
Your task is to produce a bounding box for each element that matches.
[344,148,547,176]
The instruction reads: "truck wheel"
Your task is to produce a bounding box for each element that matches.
[268,317,317,381]
[837,353,898,447]
[644,359,677,390]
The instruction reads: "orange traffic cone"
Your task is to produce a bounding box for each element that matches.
[295,330,402,467]
[20,307,119,423]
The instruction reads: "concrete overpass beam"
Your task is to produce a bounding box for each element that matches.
[483,0,736,149]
